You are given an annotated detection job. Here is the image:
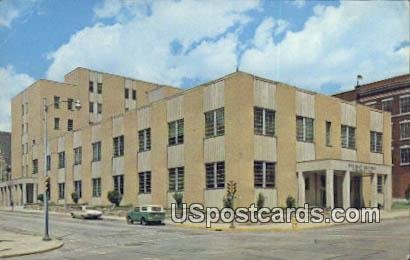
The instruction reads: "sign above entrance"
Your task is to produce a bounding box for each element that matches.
[348,163,377,173]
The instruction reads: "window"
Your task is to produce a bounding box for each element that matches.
[254,161,275,188]
[113,175,124,195]
[169,167,184,192]
[113,135,124,157]
[92,178,101,197]
[377,176,383,193]
[382,99,393,112]
[305,177,310,190]
[205,108,224,138]
[138,172,151,194]
[89,102,94,113]
[205,162,225,189]
[97,103,102,114]
[92,141,101,162]
[400,96,410,114]
[67,119,73,131]
[46,155,51,171]
[296,116,314,142]
[32,159,38,174]
[400,122,410,140]
[67,98,73,110]
[58,152,65,169]
[97,82,102,94]
[168,119,184,145]
[74,147,82,165]
[132,89,136,100]
[89,81,94,92]
[125,88,129,99]
[21,104,24,116]
[54,118,60,130]
[74,180,82,198]
[58,183,65,200]
[138,128,151,152]
[326,121,332,146]
[370,131,383,153]
[54,96,60,109]
[401,147,410,165]
[341,125,356,149]
[254,107,275,136]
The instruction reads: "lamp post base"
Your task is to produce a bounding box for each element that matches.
[42,235,51,241]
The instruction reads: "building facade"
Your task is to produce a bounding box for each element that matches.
[1,68,393,210]
[334,74,410,200]
[0,132,12,206]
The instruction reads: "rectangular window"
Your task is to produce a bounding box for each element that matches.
[168,119,184,145]
[74,180,82,198]
[377,176,383,193]
[341,125,356,149]
[97,103,102,114]
[32,159,38,174]
[254,107,275,136]
[113,175,124,195]
[400,147,410,165]
[67,119,73,131]
[89,102,94,113]
[400,96,410,114]
[58,183,65,200]
[254,161,275,188]
[138,172,151,194]
[46,155,51,171]
[54,118,60,130]
[169,167,184,192]
[92,178,102,197]
[67,98,73,110]
[97,82,102,94]
[205,108,224,138]
[74,147,82,165]
[54,96,60,109]
[296,116,314,142]
[125,88,129,99]
[326,121,332,146]
[113,135,124,157]
[138,128,151,152]
[382,99,393,112]
[89,81,94,92]
[92,141,102,162]
[400,122,410,140]
[205,161,225,189]
[370,131,383,153]
[132,90,136,100]
[58,151,65,169]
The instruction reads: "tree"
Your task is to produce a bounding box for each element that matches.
[172,192,183,209]
[256,193,265,209]
[107,190,122,207]
[71,192,80,204]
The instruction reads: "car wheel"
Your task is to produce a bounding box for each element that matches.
[126,216,133,224]
[70,213,75,218]
[140,218,147,225]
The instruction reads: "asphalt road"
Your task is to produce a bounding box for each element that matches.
[0,210,409,259]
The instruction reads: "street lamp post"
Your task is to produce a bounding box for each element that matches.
[42,98,81,241]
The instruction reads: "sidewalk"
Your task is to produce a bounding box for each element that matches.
[0,230,63,258]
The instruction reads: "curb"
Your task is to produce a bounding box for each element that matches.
[0,240,64,258]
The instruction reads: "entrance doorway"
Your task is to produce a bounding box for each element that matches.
[351,176,362,208]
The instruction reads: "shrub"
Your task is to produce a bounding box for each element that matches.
[37,194,50,202]
[223,195,234,209]
[286,196,296,208]
[173,192,183,209]
[256,193,265,209]
[107,190,122,207]
[71,192,80,204]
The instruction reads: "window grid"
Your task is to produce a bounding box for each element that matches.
[205,162,225,189]
[400,147,410,165]
[254,107,275,136]
[97,83,102,94]
[138,172,151,194]
[113,135,124,157]
[168,119,184,146]
[58,183,65,200]
[296,116,314,142]
[205,108,224,138]
[341,125,356,149]
[92,178,101,197]
[58,152,65,169]
[254,161,275,188]
[74,180,82,198]
[92,141,102,162]
[370,131,383,153]
[382,99,393,112]
[169,167,184,192]
[113,175,124,195]
[400,122,410,140]
[400,96,410,114]
[67,119,73,131]
[138,128,151,152]
[74,147,82,165]
[377,176,383,193]
[32,159,38,174]
[326,121,332,146]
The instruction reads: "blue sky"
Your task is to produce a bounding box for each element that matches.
[0,0,409,131]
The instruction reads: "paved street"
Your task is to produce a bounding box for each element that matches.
[0,210,409,259]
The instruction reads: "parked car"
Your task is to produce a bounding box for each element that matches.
[127,205,165,225]
[70,206,103,219]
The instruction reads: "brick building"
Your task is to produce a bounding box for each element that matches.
[334,74,410,200]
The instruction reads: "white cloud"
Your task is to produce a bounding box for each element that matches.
[0,2,19,27]
[47,0,259,86]
[240,1,410,92]
[291,0,306,9]
[0,65,34,131]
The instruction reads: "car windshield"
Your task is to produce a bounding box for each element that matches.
[150,207,162,212]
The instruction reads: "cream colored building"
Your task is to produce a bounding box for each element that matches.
[0,68,392,210]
